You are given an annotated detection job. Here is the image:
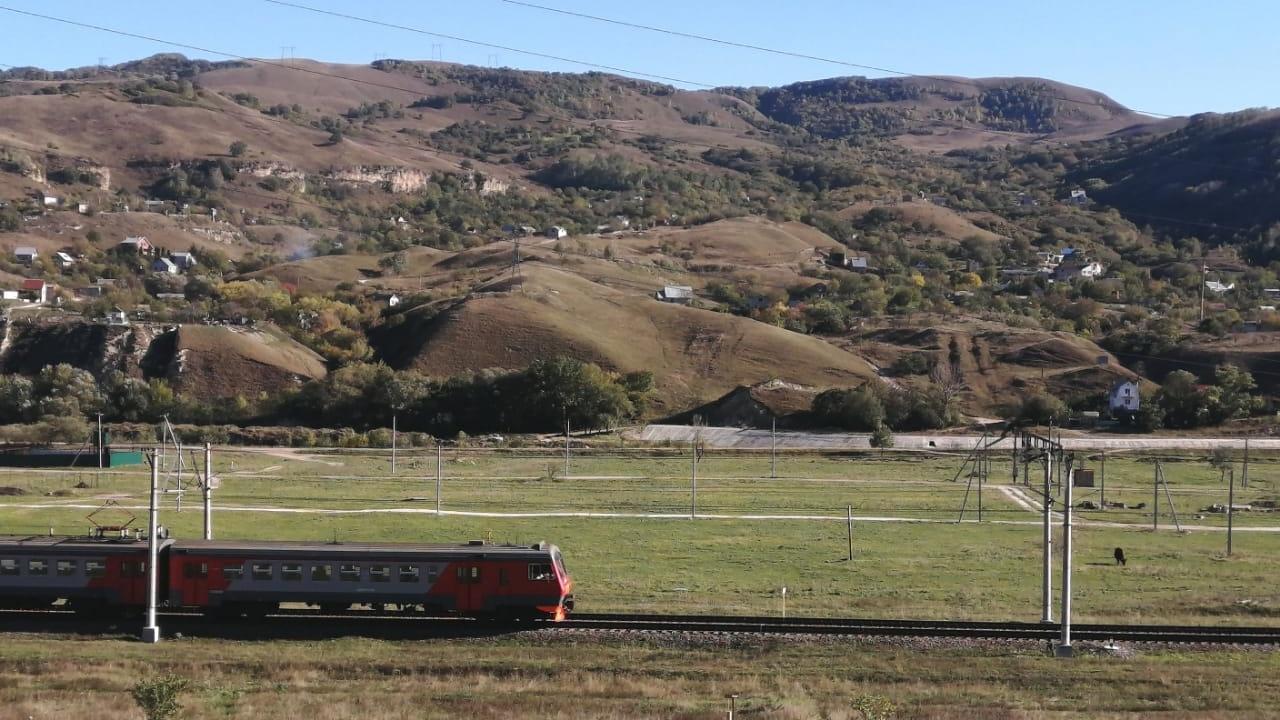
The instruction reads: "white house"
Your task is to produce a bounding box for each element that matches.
[1109,379,1140,414]
[545,226,568,239]
[1068,189,1089,206]
[106,307,130,326]
[118,236,154,254]
[655,285,694,304]
[41,194,59,208]
[1205,280,1235,294]
[54,251,75,269]
[14,247,37,265]
[1053,260,1105,281]
[170,252,197,270]
[77,203,90,214]
[152,257,179,274]
[19,279,49,304]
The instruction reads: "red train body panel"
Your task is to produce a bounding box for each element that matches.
[0,535,574,620]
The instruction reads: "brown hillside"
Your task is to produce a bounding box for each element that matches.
[165,324,327,398]
[378,264,875,413]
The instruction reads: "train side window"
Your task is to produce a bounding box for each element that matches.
[312,565,332,581]
[252,563,273,581]
[398,566,419,583]
[369,565,390,582]
[85,560,105,577]
[184,562,208,579]
[0,559,18,576]
[339,564,361,581]
[528,563,553,581]
[222,564,244,580]
[281,564,302,581]
[470,567,480,581]
[27,559,47,575]
[425,566,439,584]
[56,560,77,576]
[122,562,146,578]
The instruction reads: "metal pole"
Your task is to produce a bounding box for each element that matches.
[436,442,443,516]
[1100,451,1106,508]
[391,415,397,475]
[1157,456,1167,530]
[565,419,570,479]
[1057,466,1074,657]
[781,586,787,618]
[97,414,103,469]
[203,442,212,540]
[691,432,698,519]
[770,417,777,479]
[977,451,984,522]
[1243,439,1249,489]
[1227,467,1235,556]
[846,504,854,561]
[142,451,161,643]
[1042,452,1053,623]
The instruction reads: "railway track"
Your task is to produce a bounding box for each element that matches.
[2,608,1279,645]
[561,614,1280,644]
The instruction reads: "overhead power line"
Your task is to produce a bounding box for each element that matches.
[260,0,715,88]
[495,0,1176,119]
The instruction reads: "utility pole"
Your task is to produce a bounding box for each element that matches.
[142,452,161,643]
[436,442,443,516]
[564,419,570,479]
[1227,467,1235,556]
[96,413,104,469]
[1100,451,1106,508]
[1042,451,1053,624]
[770,417,777,479]
[1243,439,1249,489]
[1057,466,1074,657]
[202,443,213,540]
[1153,460,1160,531]
[391,415,397,475]
[846,504,854,561]
[691,426,699,519]
[1200,261,1207,323]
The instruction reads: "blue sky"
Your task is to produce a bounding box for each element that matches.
[1,0,1275,116]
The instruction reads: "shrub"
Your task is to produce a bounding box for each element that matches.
[131,674,188,720]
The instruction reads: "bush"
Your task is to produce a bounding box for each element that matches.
[131,674,188,720]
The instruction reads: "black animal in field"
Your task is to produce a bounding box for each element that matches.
[1114,547,1127,566]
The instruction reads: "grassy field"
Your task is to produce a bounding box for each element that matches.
[0,633,1278,719]
[1,448,1279,623]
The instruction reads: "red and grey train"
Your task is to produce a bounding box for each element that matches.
[0,534,575,620]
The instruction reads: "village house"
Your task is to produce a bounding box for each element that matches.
[19,279,49,304]
[152,257,179,274]
[53,251,75,269]
[1067,189,1089,206]
[1053,259,1105,282]
[13,246,37,265]
[1109,379,1140,414]
[1205,280,1235,294]
[545,226,568,240]
[655,285,694,304]
[106,307,130,326]
[170,252,198,271]
[117,236,154,254]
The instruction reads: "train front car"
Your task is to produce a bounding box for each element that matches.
[0,533,168,613]
[166,539,574,621]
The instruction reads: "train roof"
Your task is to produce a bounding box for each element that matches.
[168,539,559,559]
[0,535,171,554]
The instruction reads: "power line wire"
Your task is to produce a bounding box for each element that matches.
[260,0,716,88]
[495,0,1176,118]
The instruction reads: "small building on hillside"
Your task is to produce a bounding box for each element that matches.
[117,236,153,254]
[655,285,694,304]
[53,251,75,269]
[1054,259,1105,281]
[1109,379,1140,414]
[13,247,37,265]
[152,257,179,274]
[1067,189,1089,206]
[545,226,568,239]
[106,307,130,326]
[170,252,197,270]
[19,279,49,304]
[1205,280,1235,294]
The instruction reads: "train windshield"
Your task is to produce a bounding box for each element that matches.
[552,549,567,576]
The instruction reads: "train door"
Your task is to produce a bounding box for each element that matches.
[453,564,482,613]
[179,558,210,607]
[117,555,148,605]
